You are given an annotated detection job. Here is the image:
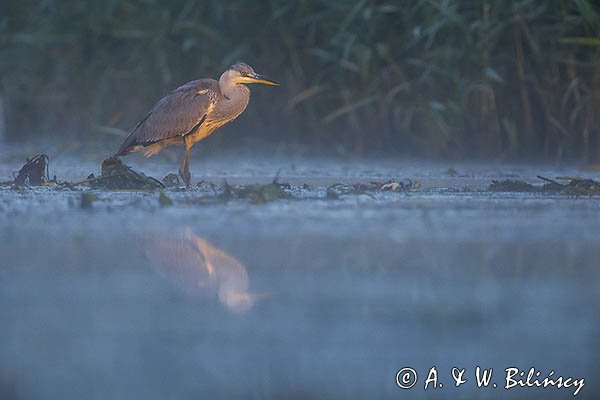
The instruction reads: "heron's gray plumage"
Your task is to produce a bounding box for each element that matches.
[117,79,219,155]
[116,62,278,187]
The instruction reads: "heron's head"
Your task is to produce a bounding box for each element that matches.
[223,62,279,86]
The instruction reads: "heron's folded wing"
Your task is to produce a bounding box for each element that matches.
[118,79,218,154]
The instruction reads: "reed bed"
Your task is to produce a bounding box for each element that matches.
[1,0,599,160]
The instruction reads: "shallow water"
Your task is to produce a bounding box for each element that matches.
[1,150,599,399]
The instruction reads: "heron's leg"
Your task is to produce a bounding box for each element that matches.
[179,150,190,188]
[179,138,193,188]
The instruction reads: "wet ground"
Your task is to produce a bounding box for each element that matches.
[1,147,599,399]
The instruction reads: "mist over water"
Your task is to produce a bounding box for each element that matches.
[2,1,600,397]
[1,153,598,399]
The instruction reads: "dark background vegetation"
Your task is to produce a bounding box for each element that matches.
[1,0,599,161]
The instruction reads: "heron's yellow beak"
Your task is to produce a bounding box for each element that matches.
[249,73,280,86]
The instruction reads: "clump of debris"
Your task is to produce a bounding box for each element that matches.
[220,179,291,203]
[85,157,165,190]
[3,154,420,203]
[4,154,164,190]
[488,179,538,193]
[326,178,420,199]
[551,176,600,195]
[489,176,600,195]
[11,154,53,186]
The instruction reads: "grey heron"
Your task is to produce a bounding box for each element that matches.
[116,62,279,187]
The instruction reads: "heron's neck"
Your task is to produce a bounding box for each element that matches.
[216,81,250,118]
[219,76,245,99]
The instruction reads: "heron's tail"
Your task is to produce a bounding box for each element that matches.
[116,133,138,156]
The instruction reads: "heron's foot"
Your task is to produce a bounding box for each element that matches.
[179,168,191,189]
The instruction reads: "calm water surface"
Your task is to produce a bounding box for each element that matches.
[1,150,598,399]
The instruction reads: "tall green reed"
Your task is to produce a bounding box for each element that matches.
[0,0,598,161]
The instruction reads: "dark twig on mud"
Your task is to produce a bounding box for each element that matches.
[491,176,600,195]
[536,175,560,185]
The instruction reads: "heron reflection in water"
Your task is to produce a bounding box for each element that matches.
[140,228,260,313]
